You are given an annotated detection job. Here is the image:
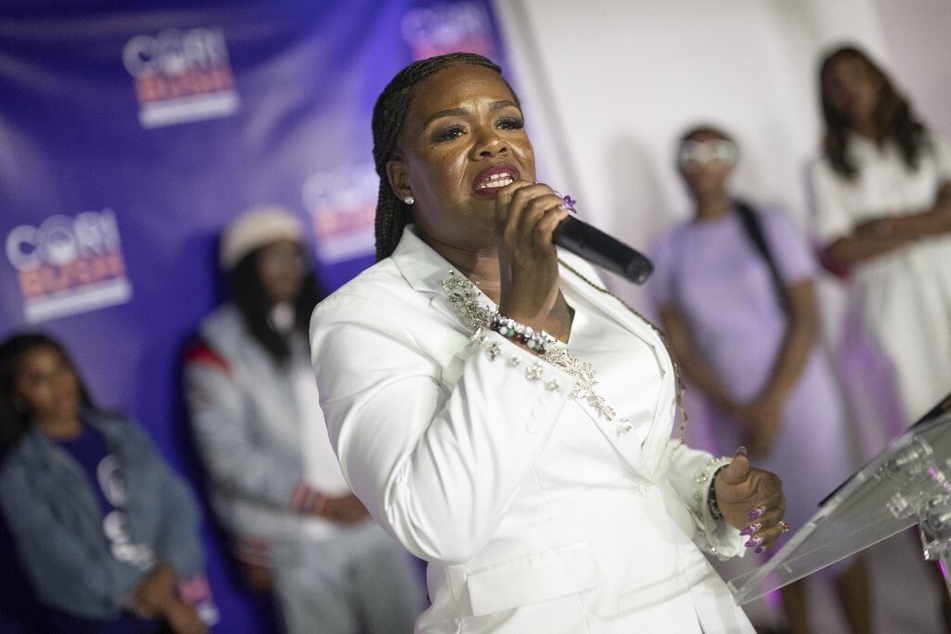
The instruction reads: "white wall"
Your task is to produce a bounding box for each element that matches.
[870,0,951,134]
[494,0,951,311]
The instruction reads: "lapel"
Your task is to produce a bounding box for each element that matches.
[20,426,107,540]
[388,228,673,479]
[390,227,480,334]
[558,253,677,478]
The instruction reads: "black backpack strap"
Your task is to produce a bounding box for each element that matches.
[734,200,791,316]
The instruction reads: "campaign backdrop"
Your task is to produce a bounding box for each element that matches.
[0,1,509,631]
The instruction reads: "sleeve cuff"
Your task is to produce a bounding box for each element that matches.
[692,456,747,560]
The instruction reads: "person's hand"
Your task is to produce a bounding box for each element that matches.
[163,597,208,634]
[714,447,787,553]
[239,560,273,593]
[494,180,570,334]
[731,393,785,458]
[318,493,370,524]
[129,562,178,617]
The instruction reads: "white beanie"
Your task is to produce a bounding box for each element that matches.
[220,207,305,271]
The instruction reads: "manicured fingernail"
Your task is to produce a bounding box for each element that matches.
[745,536,763,548]
[740,522,761,536]
[755,546,767,554]
[747,506,766,520]
[734,446,747,457]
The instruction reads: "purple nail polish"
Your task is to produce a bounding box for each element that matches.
[740,522,761,536]
[745,536,763,548]
[755,545,767,554]
[747,506,766,520]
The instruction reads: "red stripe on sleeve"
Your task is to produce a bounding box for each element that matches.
[184,340,232,377]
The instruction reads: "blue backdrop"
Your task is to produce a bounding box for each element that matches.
[0,1,509,631]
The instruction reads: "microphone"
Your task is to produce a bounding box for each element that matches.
[552,214,654,284]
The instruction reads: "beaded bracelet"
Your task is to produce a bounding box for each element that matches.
[708,464,729,521]
[489,312,547,355]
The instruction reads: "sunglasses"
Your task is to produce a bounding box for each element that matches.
[678,139,738,170]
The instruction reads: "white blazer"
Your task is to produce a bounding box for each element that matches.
[310,227,753,633]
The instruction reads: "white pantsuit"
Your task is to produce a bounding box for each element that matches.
[310,227,753,633]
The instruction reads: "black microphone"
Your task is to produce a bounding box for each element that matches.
[552,214,654,284]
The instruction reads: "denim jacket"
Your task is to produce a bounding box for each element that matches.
[0,410,204,619]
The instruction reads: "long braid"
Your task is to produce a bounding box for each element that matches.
[370,52,515,261]
[373,180,407,262]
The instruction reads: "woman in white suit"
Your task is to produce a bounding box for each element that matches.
[309,52,787,633]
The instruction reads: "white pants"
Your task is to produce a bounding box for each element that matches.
[270,521,426,634]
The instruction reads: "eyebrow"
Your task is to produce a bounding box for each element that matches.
[423,99,519,127]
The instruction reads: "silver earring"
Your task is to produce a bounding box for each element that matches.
[403,195,415,205]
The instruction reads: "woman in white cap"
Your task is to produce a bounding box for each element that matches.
[183,207,425,633]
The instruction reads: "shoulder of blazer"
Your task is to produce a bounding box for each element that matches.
[314,231,457,333]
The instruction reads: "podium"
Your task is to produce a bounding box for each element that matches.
[728,391,951,605]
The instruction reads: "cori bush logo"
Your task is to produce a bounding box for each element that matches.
[123,27,240,128]
[5,209,132,322]
[303,164,378,263]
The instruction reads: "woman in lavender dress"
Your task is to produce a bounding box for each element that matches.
[649,125,871,634]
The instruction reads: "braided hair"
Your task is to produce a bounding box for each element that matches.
[370,52,519,261]
[819,45,926,179]
[228,248,325,366]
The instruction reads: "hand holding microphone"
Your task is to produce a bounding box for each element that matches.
[552,195,654,284]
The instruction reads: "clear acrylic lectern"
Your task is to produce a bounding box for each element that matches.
[728,391,951,605]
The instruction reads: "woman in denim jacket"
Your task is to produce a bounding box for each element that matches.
[0,332,213,633]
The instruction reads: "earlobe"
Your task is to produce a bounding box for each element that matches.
[386,159,413,201]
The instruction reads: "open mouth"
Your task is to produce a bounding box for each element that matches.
[474,165,520,195]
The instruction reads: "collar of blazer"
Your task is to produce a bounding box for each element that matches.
[390,226,471,329]
[554,256,679,478]
[389,226,678,479]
